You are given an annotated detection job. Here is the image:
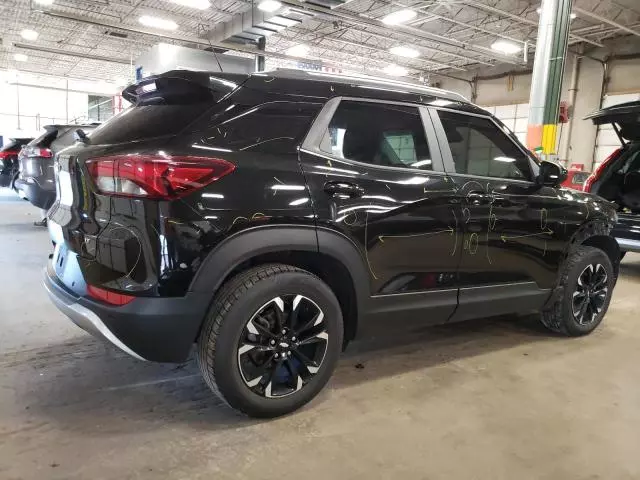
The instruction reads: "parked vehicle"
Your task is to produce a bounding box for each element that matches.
[15,124,97,210]
[561,169,590,191]
[584,101,640,255]
[45,69,620,418]
[0,138,33,190]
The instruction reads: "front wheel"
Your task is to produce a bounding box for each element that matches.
[540,246,615,336]
[197,264,343,418]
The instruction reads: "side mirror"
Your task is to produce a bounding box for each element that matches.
[537,160,567,187]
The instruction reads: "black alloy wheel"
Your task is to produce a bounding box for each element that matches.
[572,263,609,326]
[238,295,329,398]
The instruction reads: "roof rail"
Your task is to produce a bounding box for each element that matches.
[253,68,468,102]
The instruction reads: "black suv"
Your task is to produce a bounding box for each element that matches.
[44,70,620,418]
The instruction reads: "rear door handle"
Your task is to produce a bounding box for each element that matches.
[324,181,364,198]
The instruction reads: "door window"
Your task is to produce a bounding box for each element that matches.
[319,100,433,170]
[438,110,532,180]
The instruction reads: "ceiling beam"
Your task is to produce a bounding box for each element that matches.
[573,6,640,39]
[280,0,522,65]
[13,43,131,65]
[459,1,604,47]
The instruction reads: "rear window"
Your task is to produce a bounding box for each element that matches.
[88,104,211,145]
[571,172,590,184]
[29,129,58,148]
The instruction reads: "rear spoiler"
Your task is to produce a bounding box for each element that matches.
[122,70,249,106]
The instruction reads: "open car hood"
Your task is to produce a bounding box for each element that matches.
[585,101,640,143]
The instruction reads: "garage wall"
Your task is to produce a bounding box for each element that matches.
[0,71,119,141]
[436,37,640,172]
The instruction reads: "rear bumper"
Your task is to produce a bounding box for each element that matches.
[44,261,210,363]
[15,179,55,210]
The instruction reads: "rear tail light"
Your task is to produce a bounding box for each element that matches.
[87,285,135,306]
[584,147,622,193]
[0,151,14,159]
[22,147,53,158]
[86,154,235,199]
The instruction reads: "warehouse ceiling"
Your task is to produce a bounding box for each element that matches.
[0,0,639,84]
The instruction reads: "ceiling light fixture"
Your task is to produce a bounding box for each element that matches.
[286,44,309,57]
[381,9,417,25]
[258,0,282,12]
[139,15,179,30]
[491,40,522,55]
[14,54,28,62]
[382,64,408,77]
[20,29,39,41]
[389,46,420,58]
[170,0,211,9]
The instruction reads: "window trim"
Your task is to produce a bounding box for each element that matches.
[301,96,446,174]
[430,106,537,184]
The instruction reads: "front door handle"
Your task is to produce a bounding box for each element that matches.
[324,181,364,198]
[467,191,489,205]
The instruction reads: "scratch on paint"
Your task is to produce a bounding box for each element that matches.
[364,211,378,280]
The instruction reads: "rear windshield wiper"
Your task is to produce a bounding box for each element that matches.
[75,129,90,145]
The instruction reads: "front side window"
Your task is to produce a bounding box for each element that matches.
[438,110,532,181]
[319,100,433,170]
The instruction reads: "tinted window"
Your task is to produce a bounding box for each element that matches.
[320,101,433,170]
[438,110,531,180]
[89,104,211,145]
[201,102,322,154]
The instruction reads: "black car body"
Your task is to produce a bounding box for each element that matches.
[584,101,640,253]
[44,70,620,417]
[15,124,97,210]
[0,138,33,189]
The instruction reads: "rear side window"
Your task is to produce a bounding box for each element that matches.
[438,110,532,181]
[319,100,433,170]
[200,101,322,154]
[89,104,211,145]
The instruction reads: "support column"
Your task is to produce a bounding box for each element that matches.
[255,36,266,72]
[526,0,574,158]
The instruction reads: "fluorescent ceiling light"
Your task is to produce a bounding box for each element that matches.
[382,9,417,25]
[139,15,178,30]
[170,0,211,8]
[382,64,408,77]
[33,0,54,5]
[20,29,39,41]
[491,40,522,55]
[14,54,28,62]
[286,44,309,57]
[389,46,420,58]
[258,0,282,12]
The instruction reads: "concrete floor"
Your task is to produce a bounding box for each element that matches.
[2,187,640,480]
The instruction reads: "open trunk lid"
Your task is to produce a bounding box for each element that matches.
[585,101,640,143]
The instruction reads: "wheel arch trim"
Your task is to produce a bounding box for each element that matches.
[188,224,371,318]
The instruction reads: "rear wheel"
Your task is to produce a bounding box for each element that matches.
[540,246,614,336]
[197,264,343,418]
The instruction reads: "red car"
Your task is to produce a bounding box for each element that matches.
[561,169,590,191]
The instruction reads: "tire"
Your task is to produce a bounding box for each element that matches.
[540,246,614,336]
[197,263,343,418]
